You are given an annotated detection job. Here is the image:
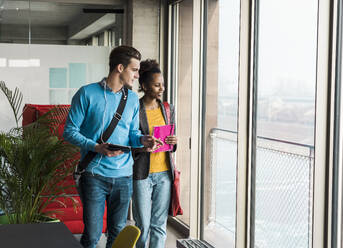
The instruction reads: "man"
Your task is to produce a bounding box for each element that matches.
[63,46,161,248]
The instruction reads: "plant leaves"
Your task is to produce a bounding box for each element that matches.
[0,81,23,128]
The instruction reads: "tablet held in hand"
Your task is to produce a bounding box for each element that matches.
[106,144,131,153]
[152,124,175,153]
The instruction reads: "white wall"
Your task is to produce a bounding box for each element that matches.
[0,43,111,132]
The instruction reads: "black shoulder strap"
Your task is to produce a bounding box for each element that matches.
[77,87,128,172]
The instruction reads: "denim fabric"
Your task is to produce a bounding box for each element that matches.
[132,171,172,248]
[79,172,133,248]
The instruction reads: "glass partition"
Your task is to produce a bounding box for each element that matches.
[0,0,123,45]
[0,0,124,132]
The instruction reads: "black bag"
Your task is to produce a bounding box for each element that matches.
[163,102,183,217]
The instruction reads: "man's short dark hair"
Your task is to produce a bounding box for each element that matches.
[109,46,141,73]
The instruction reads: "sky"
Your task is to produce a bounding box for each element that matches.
[218,0,318,98]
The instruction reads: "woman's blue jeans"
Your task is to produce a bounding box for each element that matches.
[79,172,133,248]
[132,171,172,248]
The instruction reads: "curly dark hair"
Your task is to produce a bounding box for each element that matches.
[109,45,141,73]
[138,59,161,92]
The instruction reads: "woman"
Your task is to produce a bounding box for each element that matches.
[132,59,177,248]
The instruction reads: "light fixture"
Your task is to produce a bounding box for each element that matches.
[0,58,6,67]
[8,59,40,67]
[29,59,40,67]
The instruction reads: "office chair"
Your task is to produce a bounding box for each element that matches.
[111,225,141,248]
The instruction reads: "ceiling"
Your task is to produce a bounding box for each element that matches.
[0,0,125,43]
[1,1,89,26]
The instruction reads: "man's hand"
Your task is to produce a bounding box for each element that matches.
[94,143,124,157]
[141,135,163,152]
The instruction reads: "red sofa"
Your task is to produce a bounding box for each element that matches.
[22,104,107,234]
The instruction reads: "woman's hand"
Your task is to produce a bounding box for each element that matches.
[165,135,177,145]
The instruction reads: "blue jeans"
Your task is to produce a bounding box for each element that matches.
[132,171,172,248]
[79,172,133,248]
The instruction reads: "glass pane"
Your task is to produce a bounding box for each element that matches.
[175,0,193,226]
[0,0,123,46]
[202,0,240,247]
[0,0,30,44]
[0,0,121,132]
[254,0,318,247]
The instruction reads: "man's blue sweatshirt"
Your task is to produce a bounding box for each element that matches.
[63,79,143,178]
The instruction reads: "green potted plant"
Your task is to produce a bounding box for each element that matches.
[0,81,79,224]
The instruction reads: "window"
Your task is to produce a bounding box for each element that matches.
[202,0,240,247]
[169,0,194,227]
[253,0,318,247]
[171,0,340,247]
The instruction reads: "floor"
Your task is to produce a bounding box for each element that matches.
[74,222,185,248]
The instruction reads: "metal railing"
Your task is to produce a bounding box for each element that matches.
[208,128,314,248]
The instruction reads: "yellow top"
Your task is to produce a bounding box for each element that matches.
[146,107,169,173]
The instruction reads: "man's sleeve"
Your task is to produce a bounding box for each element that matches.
[63,87,97,151]
[129,99,143,147]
